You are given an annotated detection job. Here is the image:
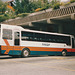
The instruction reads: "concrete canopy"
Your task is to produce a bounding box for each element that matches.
[2,3,75,36]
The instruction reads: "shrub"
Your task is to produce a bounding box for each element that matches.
[40,7,46,11]
[70,0,75,3]
[60,2,65,6]
[35,8,41,12]
[4,14,9,17]
[64,2,70,6]
[0,15,7,22]
[53,3,60,10]
[17,13,29,17]
[11,16,16,19]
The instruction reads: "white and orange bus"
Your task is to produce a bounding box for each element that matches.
[0,24,75,57]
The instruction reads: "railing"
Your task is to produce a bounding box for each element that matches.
[3,5,75,25]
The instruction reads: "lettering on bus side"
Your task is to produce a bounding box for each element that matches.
[42,43,50,46]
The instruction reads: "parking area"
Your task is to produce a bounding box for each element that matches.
[0,55,75,75]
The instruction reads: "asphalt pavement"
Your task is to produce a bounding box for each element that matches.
[0,55,75,75]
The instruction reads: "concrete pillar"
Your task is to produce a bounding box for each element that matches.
[47,19,54,24]
[71,13,75,20]
[58,24,63,33]
[29,22,33,26]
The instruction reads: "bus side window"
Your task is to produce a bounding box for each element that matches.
[21,31,33,41]
[3,29,12,40]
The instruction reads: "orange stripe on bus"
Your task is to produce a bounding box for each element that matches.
[3,39,10,54]
[1,46,7,50]
[22,47,73,52]
[1,45,75,54]
[28,47,63,52]
[20,46,63,52]
[4,39,10,46]
[14,46,21,50]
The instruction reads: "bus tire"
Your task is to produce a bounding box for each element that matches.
[21,48,30,58]
[62,50,67,56]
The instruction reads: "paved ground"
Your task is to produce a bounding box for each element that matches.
[0,55,75,75]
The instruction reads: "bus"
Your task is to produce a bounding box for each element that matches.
[0,24,75,57]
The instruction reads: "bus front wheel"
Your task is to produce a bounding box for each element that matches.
[21,48,30,58]
[62,50,67,56]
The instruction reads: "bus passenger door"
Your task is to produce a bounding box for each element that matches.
[72,38,75,48]
[71,38,75,55]
[13,31,21,55]
[14,32,20,46]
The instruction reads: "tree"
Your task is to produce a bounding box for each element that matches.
[29,0,42,12]
[14,0,31,14]
[70,0,75,3]
[53,2,60,9]
[0,0,7,14]
[14,0,43,13]
[21,0,30,12]
[14,0,22,14]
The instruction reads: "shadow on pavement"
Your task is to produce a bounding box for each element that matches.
[0,55,75,59]
[0,55,50,59]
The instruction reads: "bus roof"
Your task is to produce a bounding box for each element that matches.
[1,24,74,37]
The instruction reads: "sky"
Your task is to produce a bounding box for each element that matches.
[2,0,69,2]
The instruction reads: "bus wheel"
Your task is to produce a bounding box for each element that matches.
[21,48,30,58]
[62,50,67,56]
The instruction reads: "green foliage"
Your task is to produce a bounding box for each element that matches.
[14,0,31,14]
[0,15,5,22]
[45,4,51,9]
[41,0,49,7]
[64,0,75,6]
[39,4,50,11]
[17,13,29,17]
[11,16,16,19]
[4,13,9,17]
[70,0,75,3]
[0,14,9,22]
[53,3,60,10]
[14,0,22,14]
[0,0,7,14]
[13,0,49,13]
[64,2,70,6]
[30,1,42,12]
[0,0,62,22]
[0,0,8,22]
